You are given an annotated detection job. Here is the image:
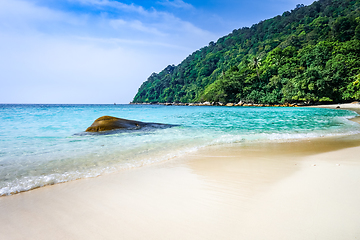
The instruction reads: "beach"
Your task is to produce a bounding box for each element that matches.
[1,104,360,239]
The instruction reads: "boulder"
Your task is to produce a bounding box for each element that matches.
[86,116,173,132]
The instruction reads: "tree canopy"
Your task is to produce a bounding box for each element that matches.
[133,0,360,104]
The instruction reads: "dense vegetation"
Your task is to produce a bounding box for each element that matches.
[133,0,360,104]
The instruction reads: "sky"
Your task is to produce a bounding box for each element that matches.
[0,0,316,104]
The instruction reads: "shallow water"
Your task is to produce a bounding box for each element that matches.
[0,104,359,195]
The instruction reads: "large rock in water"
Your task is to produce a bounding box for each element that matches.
[85,116,172,132]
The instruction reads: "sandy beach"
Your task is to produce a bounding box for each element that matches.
[1,105,360,240]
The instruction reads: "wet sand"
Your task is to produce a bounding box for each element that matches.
[307,102,360,124]
[1,130,360,240]
[1,104,360,239]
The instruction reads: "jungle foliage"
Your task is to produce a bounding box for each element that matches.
[132,0,360,104]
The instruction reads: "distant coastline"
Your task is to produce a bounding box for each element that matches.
[130,101,360,108]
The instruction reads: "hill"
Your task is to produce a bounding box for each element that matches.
[132,0,360,104]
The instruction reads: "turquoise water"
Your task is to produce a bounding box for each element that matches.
[0,104,359,196]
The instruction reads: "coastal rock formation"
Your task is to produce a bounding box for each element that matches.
[130,102,299,107]
[86,116,173,132]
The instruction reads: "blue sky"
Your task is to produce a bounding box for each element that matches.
[0,0,315,104]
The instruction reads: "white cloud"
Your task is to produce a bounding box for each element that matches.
[72,0,152,16]
[157,0,194,9]
[129,20,166,36]
[109,19,166,36]
[0,0,215,48]
[0,0,84,31]
[77,36,193,51]
[0,0,216,103]
[109,18,127,27]
[0,33,188,104]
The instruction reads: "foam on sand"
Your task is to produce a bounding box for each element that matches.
[1,134,360,240]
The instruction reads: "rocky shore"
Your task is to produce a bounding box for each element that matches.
[130,101,299,107]
[131,101,360,108]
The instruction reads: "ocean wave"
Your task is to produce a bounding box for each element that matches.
[1,105,360,196]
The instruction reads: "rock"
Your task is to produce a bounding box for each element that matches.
[85,116,174,132]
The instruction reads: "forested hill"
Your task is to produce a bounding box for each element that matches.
[132,0,360,104]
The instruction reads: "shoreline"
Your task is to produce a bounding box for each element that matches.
[306,103,360,124]
[130,101,360,108]
[306,102,360,111]
[1,105,360,239]
[1,134,360,239]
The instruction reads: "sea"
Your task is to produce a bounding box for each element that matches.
[1,104,360,196]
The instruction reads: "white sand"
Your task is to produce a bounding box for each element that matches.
[1,135,360,240]
[307,103,360,124]
[307,102,360,110]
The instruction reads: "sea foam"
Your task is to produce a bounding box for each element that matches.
[1,104,359,195]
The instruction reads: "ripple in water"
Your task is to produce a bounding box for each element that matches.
[0,104,359,195]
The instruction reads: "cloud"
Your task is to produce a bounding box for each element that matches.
[0,0,213,46]
[109,19,167,36]
[0,0,87,36]
[0,0,215,103]
[0,32,189,104]
[77,36,194,52]
[71,0,152,16]
[157,0,194,9]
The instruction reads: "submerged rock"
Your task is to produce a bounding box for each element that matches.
[86,116,174,132]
